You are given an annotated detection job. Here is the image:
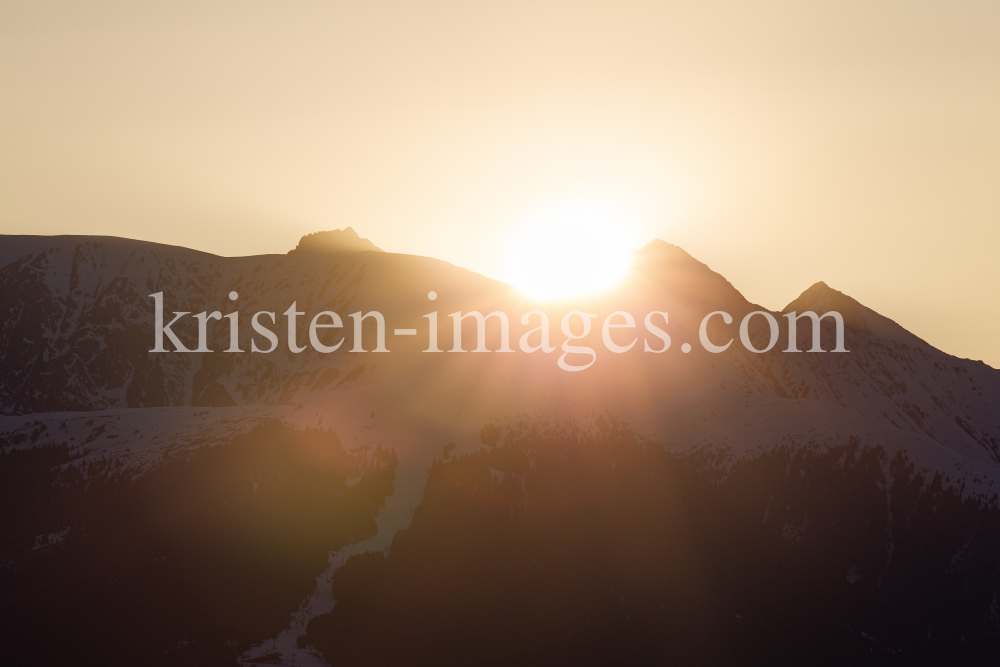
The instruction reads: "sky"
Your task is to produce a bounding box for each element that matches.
[2,1,999,366]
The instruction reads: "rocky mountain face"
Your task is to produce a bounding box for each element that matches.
[0,237,213,414]
[0,234,489,414]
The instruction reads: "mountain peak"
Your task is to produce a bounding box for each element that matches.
[783,282,872,334]
[289,228,383,255]
[784,282,934,352]
[630,239,752,313]
[635,239,698,263]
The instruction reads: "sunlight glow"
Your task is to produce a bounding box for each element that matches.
[504,197,638,301]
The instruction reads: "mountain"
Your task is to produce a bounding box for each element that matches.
[7,231,996,485]
[2,231,1000,666]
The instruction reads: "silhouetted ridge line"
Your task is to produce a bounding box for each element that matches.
[289,227,384,254]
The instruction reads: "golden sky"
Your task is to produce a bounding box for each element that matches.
[2,1,999,366]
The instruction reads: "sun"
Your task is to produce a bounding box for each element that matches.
[504,197,638,301]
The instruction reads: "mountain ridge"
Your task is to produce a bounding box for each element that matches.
[2,233,998,489]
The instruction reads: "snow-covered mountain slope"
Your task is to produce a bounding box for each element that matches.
[2,233,999,494]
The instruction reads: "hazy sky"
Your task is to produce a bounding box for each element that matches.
[2,1,999,366]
